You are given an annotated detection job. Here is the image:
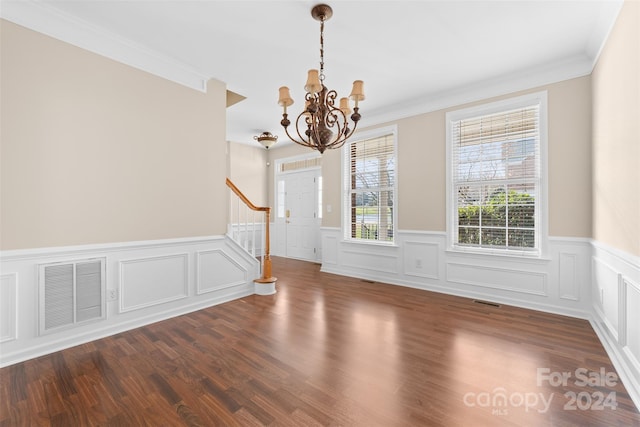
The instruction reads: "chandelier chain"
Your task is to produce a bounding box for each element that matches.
[319,18,325,82]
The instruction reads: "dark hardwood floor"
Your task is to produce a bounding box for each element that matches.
[1,256,639,426]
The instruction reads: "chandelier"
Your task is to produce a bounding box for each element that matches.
[277,4,365,154]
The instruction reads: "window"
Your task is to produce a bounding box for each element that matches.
[446,92,547,256]
[343,128,396,243]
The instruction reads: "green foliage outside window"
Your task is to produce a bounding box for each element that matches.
[458,190,535,248]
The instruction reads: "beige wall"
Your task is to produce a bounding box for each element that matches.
[227,142,268,206]
[1,21,228,250]
[319,76,593,239]
[547,76,593,237]
[592,0,640,257]
[5,4,626,252]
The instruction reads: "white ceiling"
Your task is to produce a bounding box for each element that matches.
[1,0,623,148]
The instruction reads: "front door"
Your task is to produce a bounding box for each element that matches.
[282,169,320,261]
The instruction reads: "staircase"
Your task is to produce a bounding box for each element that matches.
[226,178,277,294]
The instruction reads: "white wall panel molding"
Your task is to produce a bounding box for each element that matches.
[621,277,640,406]
[0,274,18,343]
[592,256,621,339]
[321,228,592,318]
[0,236,227,262]
[558,252,579,301]
[320,228,340,265]
[119,253,189,313]
[592,240,640,274]
[0,235,257,367]
[403,241,440,280]
[341,245,400,275]
[590,240,640,410]
[623,278,640,360]
[0,0,209,92]
[446,262,547,296]
[196,249,248,295]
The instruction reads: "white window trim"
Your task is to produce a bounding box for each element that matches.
[341,125,398,245]
[445,91,549,258]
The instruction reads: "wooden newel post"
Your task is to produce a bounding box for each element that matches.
[256,208,276,283]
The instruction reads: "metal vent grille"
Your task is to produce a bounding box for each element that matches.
[44,264,74,330]
[39,259,105,334]
[473,299,501,308]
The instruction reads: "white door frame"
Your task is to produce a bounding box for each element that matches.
[273,152,322,262]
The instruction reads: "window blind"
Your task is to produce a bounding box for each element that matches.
[344,133,395,242]
[451,104,540,251]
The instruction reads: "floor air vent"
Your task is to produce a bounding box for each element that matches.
[39,258,106,335]
[473,299,501,308]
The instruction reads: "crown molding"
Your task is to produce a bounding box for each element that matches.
[586,0,625,69]
[0,0,210,92]
[364,53,593,127]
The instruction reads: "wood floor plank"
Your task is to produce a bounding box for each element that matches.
[1,256,639,426]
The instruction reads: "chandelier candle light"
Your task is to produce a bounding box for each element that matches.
[278,3,365,154]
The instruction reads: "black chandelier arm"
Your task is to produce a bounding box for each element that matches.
[324,88,338,106]
[281,112,318,149]
[281,104,361,140]
[282,124,314,150]
[281,104,362,154]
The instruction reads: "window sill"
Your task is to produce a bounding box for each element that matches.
[446,247,551,263]
[342,239,400,249]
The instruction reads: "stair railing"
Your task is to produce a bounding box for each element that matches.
[225,178,276,283]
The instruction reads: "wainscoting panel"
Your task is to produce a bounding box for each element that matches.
[446,262,547,296]
[0,235,258,367]
[320,229,589,317]
[196,249,247,294]
[624,278,640,374]
[320,230,339,265]
[403,241,439,280]
[119,254,189,313]
[590,241,640,410]
[0,273,17,343]
[592,256,620,338]
[559,252,579,301]
[342,248,399,275]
